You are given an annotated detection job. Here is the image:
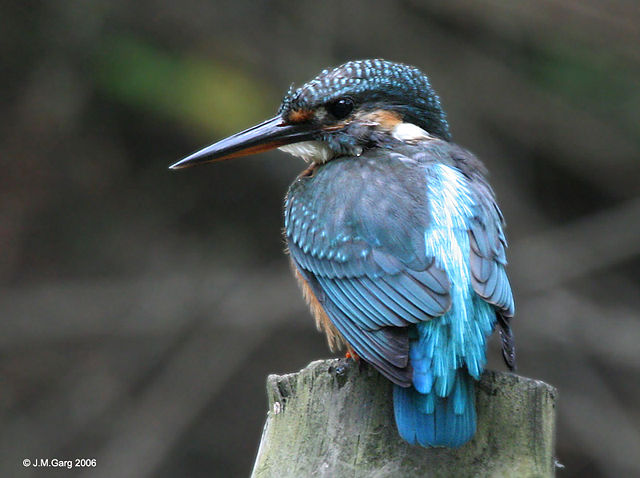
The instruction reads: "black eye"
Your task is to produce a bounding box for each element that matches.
[326,98,354,120]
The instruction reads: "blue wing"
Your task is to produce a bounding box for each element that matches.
[467,172,516,370]
[286,150,452,385]
[291,242,450,385]
[286,142,515,386]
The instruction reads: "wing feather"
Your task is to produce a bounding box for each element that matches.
[286,144,516,382]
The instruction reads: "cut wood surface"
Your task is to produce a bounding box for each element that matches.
[252,359,557,478]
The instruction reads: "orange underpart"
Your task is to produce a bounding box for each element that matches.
[292,264,345,352]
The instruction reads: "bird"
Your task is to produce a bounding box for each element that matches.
[170,59,515,448]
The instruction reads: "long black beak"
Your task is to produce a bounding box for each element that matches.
[170,115,314,169]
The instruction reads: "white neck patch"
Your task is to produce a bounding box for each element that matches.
[391,122,432,143]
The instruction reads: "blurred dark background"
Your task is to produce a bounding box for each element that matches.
[2,1,639,477]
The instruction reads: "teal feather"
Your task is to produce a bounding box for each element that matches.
[286,140,514,447]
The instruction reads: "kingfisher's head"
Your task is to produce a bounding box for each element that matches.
[171,59,450,169]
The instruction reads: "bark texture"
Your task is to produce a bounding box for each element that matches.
[252,358,557,478]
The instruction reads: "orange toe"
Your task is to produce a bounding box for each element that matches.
[345,350,360,361]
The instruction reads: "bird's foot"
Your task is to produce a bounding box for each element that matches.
[345,350,360,361]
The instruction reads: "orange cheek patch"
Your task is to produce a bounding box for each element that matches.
[361,109,403,130]
[288,109,314,123]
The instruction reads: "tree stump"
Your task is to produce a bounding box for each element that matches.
[251,358,557,478]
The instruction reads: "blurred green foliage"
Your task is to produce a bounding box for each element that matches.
[94,36,277,135]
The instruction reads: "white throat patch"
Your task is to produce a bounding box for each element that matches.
[278,140,335,163]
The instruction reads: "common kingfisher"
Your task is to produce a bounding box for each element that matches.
[171,59,515,448]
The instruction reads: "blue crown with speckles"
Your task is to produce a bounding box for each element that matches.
[279,59,451,141]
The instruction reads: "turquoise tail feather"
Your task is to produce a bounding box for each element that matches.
[393,369,476,448]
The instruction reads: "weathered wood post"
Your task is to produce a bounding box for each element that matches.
[251,358,556,478]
